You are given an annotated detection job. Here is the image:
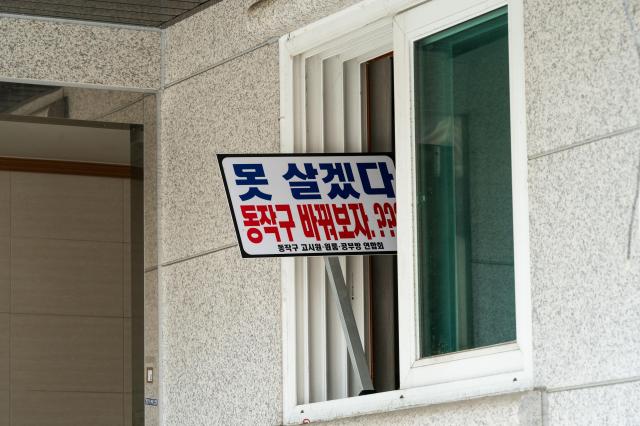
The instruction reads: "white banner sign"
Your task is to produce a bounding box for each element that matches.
[218,154,397,258]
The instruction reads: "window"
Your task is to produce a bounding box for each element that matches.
[282,20,397,404]
[414,7,515,358]
[280,0,532,423]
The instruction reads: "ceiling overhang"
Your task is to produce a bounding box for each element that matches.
[0,0,223,28]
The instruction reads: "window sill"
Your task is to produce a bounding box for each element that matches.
[284,370,533,424]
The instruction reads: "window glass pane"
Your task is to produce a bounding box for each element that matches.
[414,8,516,358]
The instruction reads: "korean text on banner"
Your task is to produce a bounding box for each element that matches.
[218,154,397,258]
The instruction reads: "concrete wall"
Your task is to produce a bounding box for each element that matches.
[157,0,640,424]
[0,15,160,90]
[157,1,378,423]
[525,0,640,423]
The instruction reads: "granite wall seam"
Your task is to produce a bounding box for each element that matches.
[628,150,640,259]
[156,28,166,426]
[544,380,640,424]
[535,379,640,425]
[160,29,167,89]
[620,0,640,263]
[528,122,640,264]
[527,123,640,160]
[93,95,149,122]
[544,375,640,395]
[163,36,279,89]
[159,243,238,268]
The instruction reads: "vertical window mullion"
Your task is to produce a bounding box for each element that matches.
[308,257,328,402]
[306,55,324,153]
[293,54,310,405]
[323,55,345,153]
[322,54,350,400]
[346,256,365,397]
[293,55,307,154]
[343,59,363,154]
[305,55,328,403]
[344,56,368,398]
[295,256,310,404]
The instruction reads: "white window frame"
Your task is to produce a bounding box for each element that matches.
[280,0,532,423]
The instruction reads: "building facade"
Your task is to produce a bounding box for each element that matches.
[1,0,639,424]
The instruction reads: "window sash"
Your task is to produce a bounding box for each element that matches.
[394,0,532,390]
[413,6,515,358]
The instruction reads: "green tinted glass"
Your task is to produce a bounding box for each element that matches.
[414,8,516,358]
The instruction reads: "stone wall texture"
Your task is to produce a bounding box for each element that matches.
[157,0,640,424]
[0,16,160,89]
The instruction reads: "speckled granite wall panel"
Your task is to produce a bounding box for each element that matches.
[101,100,144,125]
[0,17,160,89]
[322,391,541,425]
[529,131,640,389]
[524,0,640,156]
[164,0,360,84]
[547,382,640,425]
[160,43,279,263]
[160,248,281,425]
[144,272,158,366]
[143,96,158,270]
[65,88,145,121]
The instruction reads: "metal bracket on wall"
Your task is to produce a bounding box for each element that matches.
[324,256,375,395]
